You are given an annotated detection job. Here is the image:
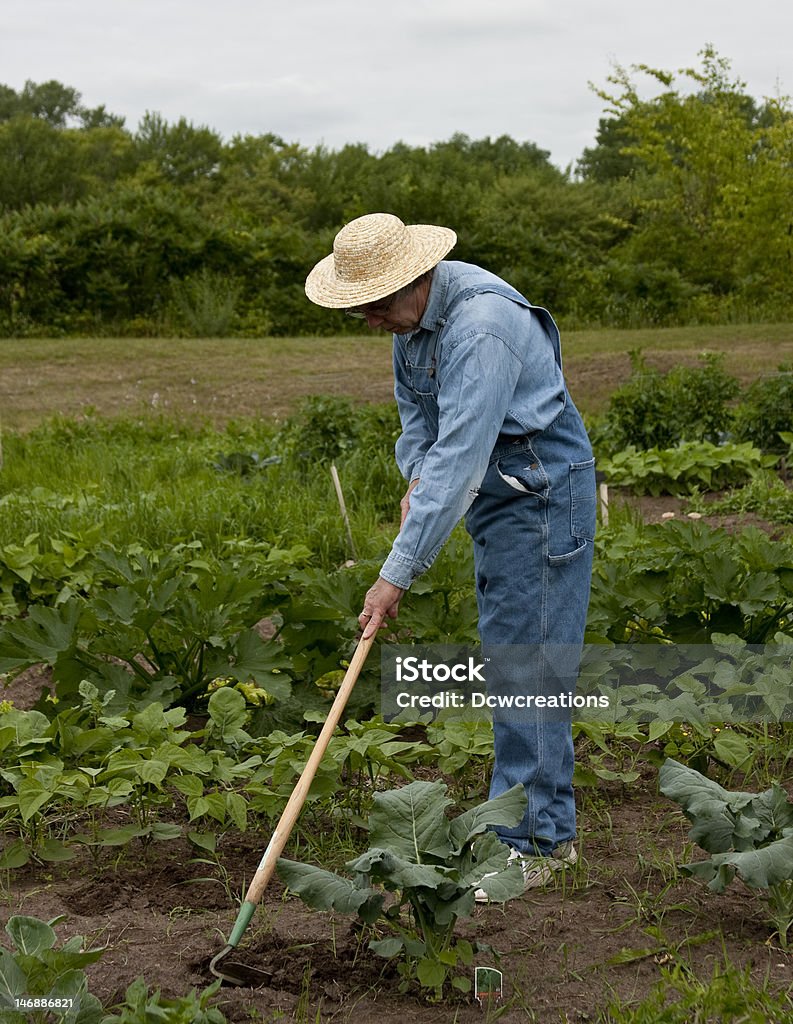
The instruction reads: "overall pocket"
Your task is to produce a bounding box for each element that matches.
[547,457,596,565]
[493,448,550,499]
[570,458,597,540]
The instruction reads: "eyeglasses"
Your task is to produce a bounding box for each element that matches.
[344,294,396,319]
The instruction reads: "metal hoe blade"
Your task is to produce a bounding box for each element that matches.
[210,945,273,987]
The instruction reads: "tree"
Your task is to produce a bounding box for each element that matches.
[585,47,793,321]
[0,79,124,128]
[135,112,223,186]
[576,113,640,182]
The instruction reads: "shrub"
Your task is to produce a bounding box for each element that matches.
[731,366,793,453]
[604,351,740,452]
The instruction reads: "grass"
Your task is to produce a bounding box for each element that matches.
[597,959,793,1022]
[0,414,403,569]
[2,323,792,431]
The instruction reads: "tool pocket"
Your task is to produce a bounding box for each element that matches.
[548,458,596,565]
[570,458,597,540]
[493,448,549,499]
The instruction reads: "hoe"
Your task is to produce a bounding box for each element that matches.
[209,634,374,986]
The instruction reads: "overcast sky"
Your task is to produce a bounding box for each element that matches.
[3,0,791,171]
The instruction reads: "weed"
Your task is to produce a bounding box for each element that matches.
[598,958,793,1022]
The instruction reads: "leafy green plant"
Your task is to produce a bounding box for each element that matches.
[0,548,291,711]
[588,519,793,643]
[396,532,479,644]
[732,367,793,453]
[101,977,226,1024]
[0,914,104,1023]
[659,758,793,947]
[571,720,646,785]
[0,686,261,866]
[424,717,494,800]
[598,440,776,496]
[276,395,363,464]
[0,523,111,619]
[278,779,527,1000]
[686,467,793,525]
[600,959,793,1023]
[602,351,740,453]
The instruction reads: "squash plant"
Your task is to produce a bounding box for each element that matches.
[659,758,793,947]
[278,780,527,999]
[0,548,291,711]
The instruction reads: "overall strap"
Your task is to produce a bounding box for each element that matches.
[456,284,563,372]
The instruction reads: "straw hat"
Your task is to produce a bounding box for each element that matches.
[305,213,457,308]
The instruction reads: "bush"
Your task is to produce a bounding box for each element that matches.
[731,365,793,453]
[604,351,740,452]
[167,269,241,337]
[276,395,369,463]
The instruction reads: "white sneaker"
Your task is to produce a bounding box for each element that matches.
[474,842,578,903]
[551,840,578,867]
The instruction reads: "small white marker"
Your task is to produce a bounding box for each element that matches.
[474,966,503,1006]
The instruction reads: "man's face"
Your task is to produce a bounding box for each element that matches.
[346,277,431,334]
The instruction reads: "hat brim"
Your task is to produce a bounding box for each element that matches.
[305,224,457,308]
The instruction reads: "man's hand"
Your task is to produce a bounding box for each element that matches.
[400,478,420,529]
[359,577,406,640]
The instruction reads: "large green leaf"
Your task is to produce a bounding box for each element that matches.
[206,686,250,747]
[659,758,757,853]
[0,840,30,869]
[276,859,383,923]
[448,784,526,853]
[751,784,793,834]
[0,599,81,672]
[685,836,793,892]
[91,586,146,627]
[368,780,452,860]
[421,887,476,926]
[0,949,27,1000]
[6,916,56,955]
[416,957,446,990]
[368,936,404,958]
[220,629,291,700]
[458,831,527,903]
[348,847,454,892]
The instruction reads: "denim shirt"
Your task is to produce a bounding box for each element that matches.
[379,260,568,589]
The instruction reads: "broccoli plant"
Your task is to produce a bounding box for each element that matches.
[0,915,104,1023]
[278,779,527,999]
[659,758,793,947]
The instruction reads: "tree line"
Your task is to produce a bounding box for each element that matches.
[0,48,790,337]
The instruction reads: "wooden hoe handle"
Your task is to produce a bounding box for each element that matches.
[226,633,374,945]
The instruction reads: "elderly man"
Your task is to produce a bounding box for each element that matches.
[305,213,596,896]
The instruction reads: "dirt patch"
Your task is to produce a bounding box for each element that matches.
[612,489,792,539]
[1,663,53,709]
[2,775,791,1023]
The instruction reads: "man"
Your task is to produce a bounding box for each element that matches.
[305,213,596,896]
